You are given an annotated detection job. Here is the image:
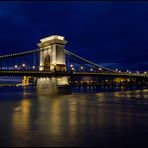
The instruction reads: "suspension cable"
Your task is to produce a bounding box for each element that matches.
[64,49,116,72]
[0,49,40,59]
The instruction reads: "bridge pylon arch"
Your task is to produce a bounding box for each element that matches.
[38,35,68,72]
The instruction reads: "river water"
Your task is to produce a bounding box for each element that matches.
[0,86,148,147]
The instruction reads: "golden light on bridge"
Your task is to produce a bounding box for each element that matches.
[40,35,65,42]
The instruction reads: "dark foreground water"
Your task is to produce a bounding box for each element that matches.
[0,86,148,147]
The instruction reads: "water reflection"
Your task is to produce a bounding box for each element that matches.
[11,99,31,146]
[0,87,148,146]
[112,89,148,100]
[38,96,62,136]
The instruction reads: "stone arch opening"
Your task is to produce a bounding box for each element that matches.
[44,54,51,71]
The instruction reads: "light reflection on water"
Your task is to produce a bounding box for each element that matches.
[0,86,148,146]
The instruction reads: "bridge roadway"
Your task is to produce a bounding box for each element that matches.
[0,70,147,78]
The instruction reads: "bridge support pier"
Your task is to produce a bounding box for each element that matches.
[37,77,57,95]
[37,76,70,95]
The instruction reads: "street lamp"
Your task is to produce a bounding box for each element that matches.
[22,64,26,67]
[14,65,18,69]
[22,64,26,70]
[80,66,83,71]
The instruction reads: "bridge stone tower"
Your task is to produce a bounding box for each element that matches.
[37,35,69,95]
[38,35,68,72]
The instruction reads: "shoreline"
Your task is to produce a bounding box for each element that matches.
[0,83,147,88]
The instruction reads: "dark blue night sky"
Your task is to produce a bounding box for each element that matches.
[0,1,148,71]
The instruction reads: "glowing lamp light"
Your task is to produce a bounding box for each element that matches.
[80,67,83,69]
[90,68,93,71]
[99,68,102,71]
[14,65,18,69]
[22,64,26,67]
[33,66,35,69]
[144,72,147,74]
[70,64,73,67]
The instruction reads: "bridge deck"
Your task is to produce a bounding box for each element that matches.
[0,70,147,78]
